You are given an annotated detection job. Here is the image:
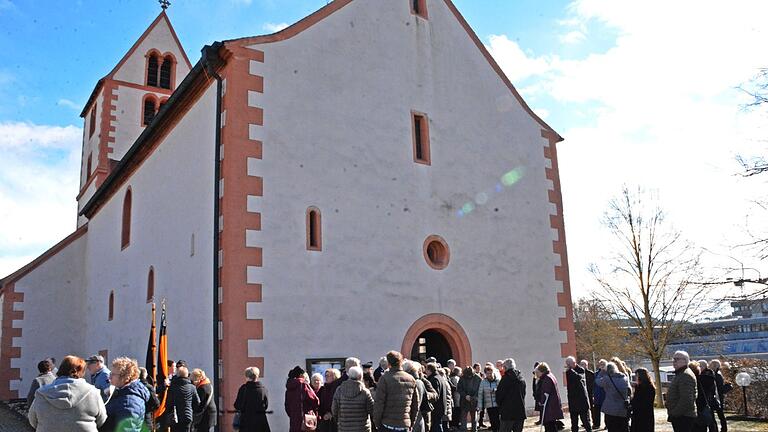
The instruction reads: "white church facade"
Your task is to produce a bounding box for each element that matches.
[1,1,576,429]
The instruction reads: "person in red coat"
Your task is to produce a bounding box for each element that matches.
[534,363,565,432]
[285,366,320,432]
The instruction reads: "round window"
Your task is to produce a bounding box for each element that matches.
[423,235,450,270]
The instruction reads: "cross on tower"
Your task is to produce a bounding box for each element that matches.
[159,0,171,10]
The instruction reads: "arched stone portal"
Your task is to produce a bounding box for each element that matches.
[401,313,472,367]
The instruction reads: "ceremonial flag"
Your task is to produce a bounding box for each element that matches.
[145,303,157,384]
[155,302,169,419]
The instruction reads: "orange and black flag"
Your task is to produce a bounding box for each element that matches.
[155,302,169,419]
[145,303,157,385]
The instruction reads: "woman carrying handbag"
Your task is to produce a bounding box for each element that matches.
[285,366,320,432]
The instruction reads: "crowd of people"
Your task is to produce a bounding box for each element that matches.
[26,354,216,432]
[23,349,732,432]
[543,351,730,432]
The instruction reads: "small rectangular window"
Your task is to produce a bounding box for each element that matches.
[412,112,430,165]
[411,0,428,19]
[86,153,92,178]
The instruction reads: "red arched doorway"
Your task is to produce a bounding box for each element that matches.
[401,313,472,367]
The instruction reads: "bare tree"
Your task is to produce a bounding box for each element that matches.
[590,187,708,407]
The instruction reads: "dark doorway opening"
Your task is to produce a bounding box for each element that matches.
[410,329,453,365]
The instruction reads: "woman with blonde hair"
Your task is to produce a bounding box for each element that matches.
[102,357,150,432]
[28,355,107,432]
[191,368,217,432]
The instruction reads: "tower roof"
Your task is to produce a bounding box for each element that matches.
[80,11,191,117]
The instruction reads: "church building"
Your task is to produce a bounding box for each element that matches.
[1,1,575,429]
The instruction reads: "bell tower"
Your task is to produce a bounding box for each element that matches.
[76,7,191,225]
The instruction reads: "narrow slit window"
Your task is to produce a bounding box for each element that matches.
[147,54,159,87]
[121,188,132,249]
[412,0,428,18]
[86,153,92,178]
[89,105,97,137]
[412,112,431,165]
[146,267,154,303]
[307,207,322,251]
[108,291,115,321]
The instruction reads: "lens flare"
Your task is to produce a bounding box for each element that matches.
[475,192,488,206]
[501,167,525,187]
[455,166,526,219]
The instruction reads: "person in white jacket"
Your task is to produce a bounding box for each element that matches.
[28,355,107,432]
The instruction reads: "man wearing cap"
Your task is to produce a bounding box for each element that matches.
[86,355,112,402]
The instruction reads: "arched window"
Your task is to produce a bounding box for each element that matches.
[159,55,174,89]
[108,291,115,321]
[147,267,155,303]
[143,96,157,126]
[89,104,97,137]
[147,53,159,87]
[306,207,322,251]
[121,188,132,249]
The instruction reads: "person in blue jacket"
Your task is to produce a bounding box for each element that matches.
[592,359,607,430]
[102,357,150,432]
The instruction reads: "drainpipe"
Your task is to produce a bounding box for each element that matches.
[202,42,224,432]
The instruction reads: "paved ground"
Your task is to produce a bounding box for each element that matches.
[2,405,767,431]
[0,403,32,432]
[516,408,768,431]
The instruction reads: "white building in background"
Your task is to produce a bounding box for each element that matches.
[0,1,575,430]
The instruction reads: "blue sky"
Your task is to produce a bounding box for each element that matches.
[1,0,767,302]
[0,0,614,128]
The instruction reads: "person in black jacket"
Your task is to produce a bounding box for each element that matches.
[630,368,655,432]
[235,366,272,432]
[425,363,450,432]
[191,368,217,432]
[139,367,161,431]
[496,359,526,432]
[167,366,201,432]
[565,357,592,432]
[710,360,728,432]
[698,361,719,432]
[580,360,598,428]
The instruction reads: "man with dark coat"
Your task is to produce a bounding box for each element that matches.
[425,363,450,432]
[167,366,201,432]
[373,351,421,432]
[565,356,592,432]
[495,359,527,432]
[710,359,728,432]
[580,360,598,429]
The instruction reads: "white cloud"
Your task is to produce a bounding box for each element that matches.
[560,31,586,44]
[0,122,81,278]
[485,35,554,83]
[487,0,768,299]
[57,98,80,111]
[262,22,289,33]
